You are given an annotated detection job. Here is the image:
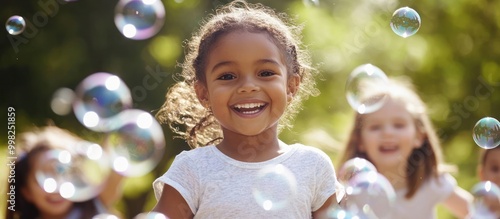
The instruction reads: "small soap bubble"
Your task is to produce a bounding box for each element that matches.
[345,64,389,114]
[338,157,377,184]
[104,109,166,177]
[51,87,76,116]
[390,7,421,38]
[473,117,500,149]
[5,15,26,35]
[114,0,166,40]
[252,164,297,211]
[73,72,132,132]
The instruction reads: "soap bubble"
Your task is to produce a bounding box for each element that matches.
[345,64,389,114]
[5,15,26,35]
[390,7,421,38]
[73,72,132,132]
[252,164,297,211]
[104,109,166,177]
[469,181,500,219]
[344,171,395,219]
[114,0,165,40]
[338,157,377,184]
[473,117,500,149]
[34,144,110,202]
[51,87,76,116]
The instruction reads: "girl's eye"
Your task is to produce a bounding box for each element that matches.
[259,70,276,77]
[369,125,381,131]
[217,73,236,80]
[394,123,406,129]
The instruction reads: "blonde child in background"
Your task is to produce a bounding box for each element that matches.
[5,126,123,219]
[338,77,473,218]
[151,0,339,218]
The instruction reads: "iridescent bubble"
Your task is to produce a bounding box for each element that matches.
[51,87,76,116]
[473,117,500,149]
[73,72,132,132]
[345,64,389,114]
[252,164,297,211]
[35,144,110,202]
[5,15,26,35]
[104,109,166,177]
[469,181,500,219]
[345,171,396,219]
[134,212,167,219]
[390,7,421,38]
[338,157,377,184]
[114,0,165,40]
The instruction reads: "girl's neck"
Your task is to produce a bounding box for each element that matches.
[377,165,408,190]
[216,128,287,162]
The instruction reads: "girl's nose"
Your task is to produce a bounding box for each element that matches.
[237,76,260,93]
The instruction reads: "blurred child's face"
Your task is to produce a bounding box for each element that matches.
[359,99,423,172]
[21,153,73,218]
[196,30,297,136]
[480,149,500,186]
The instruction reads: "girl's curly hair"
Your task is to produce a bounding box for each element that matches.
[156,0,319,148]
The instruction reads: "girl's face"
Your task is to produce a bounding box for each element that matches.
[480,149,500,186]
[21,153,73,218]
[196,31,298,137]
[359,99,423,171]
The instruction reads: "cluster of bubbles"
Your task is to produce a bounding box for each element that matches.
[328,158,396,219]
[345,63,389,114]
[44,72,166,202]
[5,0,166,40]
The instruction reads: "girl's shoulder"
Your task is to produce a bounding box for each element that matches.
[289,143,332,159]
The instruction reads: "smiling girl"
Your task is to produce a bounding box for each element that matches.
[151,1,339,218]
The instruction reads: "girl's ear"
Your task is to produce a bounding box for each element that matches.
[194,81,209,108]
[287,74,300,102]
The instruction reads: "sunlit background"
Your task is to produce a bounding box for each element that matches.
[1,0,499,218]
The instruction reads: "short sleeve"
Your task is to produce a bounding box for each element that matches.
[311,150,338,211]
[430,173,457,203]
[152,151,199,214]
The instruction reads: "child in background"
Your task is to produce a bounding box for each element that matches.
[338,77,473,219]
[476,146,500,216]
[6,126,123,219]
[152,0,339,218]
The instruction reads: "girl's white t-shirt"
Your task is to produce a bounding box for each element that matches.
[153,143,338,219]
[389,173,456,219]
